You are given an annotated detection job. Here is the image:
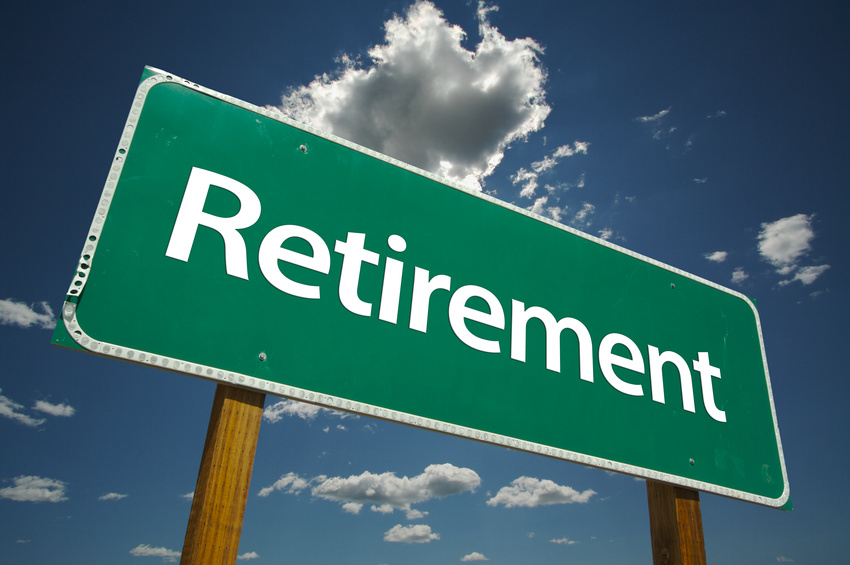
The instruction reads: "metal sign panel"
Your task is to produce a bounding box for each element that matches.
[53,67,788,507]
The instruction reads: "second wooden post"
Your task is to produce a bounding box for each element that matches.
[646,480,707,565]
[180,383,266,565]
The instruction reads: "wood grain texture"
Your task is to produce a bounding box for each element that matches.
[646,480,707,565]
[180,384,265,565]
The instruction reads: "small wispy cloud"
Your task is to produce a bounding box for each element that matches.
[237,551,260,560]
[572,202,596,228]
[33,400,75,418]
[257,472,312,498]
[129,544,181,563]
[513,141,589,200]
[384,523,440,543]
[1,390,76,427]
[731,267,749,285]
[0,299,56,329]
[0,389,46,427]
[262,399,352,423]
[99,492,128,501]
[512,167,539,198]
[461,551,489,561]
[704,251,728,263]
[779,264,830,287]
[636,107,671,123]
[525,194,565,223]
[550,537,578,545]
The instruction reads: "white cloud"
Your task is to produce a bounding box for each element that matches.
[237,551,260,560]
[263,399,351,423]
[257,472,312,497]
[572,202,595,227]
[263,399,321,422]
[525,195,565,222]
[312,463,480,515]
[129,544,181,563]
[547,205,565,222]
[531,155,558,173]
[262,463,480,516]
[0,475,68,503]
[757,213,815,274]
[704,251,728,263]
[181,491,194,501]
[461,551,489,561]
[636,107,683,146]
[0,389,46,427]
[598,228,613,241]
[404,507,429,520]
[572,141,589,154]
[551,537,578,545]
[486,476,595,508]
[531,141,589,173]
[516,141,588,199]
[342,501,363,514]
[276,0,550,191]
[779,264,831,286]
[776,557,793,563]
[731,267,749,285]
[636,107,671,123]
[527,194,549,215]
[0,299,56,329]
[512,167,539,198]
[384,523,440,543]
[758,214,830,286]
[33,400,75,417]
[99,492,128,501]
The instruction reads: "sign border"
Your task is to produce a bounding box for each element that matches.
[56,66,789,508]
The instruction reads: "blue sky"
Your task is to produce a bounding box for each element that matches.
[2,1,848,563]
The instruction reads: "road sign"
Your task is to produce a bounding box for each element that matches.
[53,67,788,507]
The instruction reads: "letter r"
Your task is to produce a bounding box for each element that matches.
[165,167,262,279]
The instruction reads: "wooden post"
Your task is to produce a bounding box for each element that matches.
[180,384,265,565]
[646,480,707,565]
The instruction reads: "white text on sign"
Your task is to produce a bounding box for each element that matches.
[165,167,727,423]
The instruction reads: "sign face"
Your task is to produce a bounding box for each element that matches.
[54,67,788,507]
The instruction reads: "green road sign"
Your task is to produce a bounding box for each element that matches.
[54,67,788,507]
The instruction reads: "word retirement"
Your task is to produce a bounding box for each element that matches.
[166,167,727,423]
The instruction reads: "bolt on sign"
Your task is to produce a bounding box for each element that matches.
[54,67,789,507]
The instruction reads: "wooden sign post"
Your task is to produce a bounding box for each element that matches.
[180,384,266,565]
[646,480,707,565]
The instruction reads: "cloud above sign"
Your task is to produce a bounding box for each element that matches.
[276,0,549,190]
